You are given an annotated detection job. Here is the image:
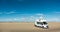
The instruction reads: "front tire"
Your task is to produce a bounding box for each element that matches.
[43,26,49,29]
[34,25,37,27]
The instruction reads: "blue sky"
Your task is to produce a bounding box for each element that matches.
[0,0,60,22]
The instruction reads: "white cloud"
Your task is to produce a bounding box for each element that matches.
[30,16,36,20]
[47,18,60,21]
[21,18,26,20]
[30,16,34,19]
[14,18,18,20]
[35,13,45,19]
[5,11,16,14]
[4,18,19,21]
[35,13,44,16]
[54,12,60,13]
[3,19,13,21]
[30,16,34,18]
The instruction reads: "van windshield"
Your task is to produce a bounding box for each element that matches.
[43,22,47,24]
[37,22,47,25]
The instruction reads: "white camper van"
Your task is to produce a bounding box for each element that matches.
[34,17,48,29]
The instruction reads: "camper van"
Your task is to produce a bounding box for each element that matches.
[34,17,49,29]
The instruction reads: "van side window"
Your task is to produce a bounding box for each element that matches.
[37,22,43,25]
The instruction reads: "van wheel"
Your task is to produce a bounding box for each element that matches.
[47,26,49,29]
[34,25,37,27]
[43,26,49,29]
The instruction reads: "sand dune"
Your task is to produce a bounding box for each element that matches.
[0,22,60,32]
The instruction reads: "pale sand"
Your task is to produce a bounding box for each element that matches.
[0,22,60,32]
